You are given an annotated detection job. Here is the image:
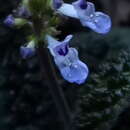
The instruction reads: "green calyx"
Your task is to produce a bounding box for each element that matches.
[22,0,29,6]
[14,18,28,27]
[29,0,52,17]
[20,0,61,47]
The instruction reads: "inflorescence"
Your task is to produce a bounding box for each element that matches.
[4,0,111,84]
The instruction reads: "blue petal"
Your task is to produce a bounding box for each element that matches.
[57,3,79,18]
[54,48,88,84]
[20,46,35,59]
[81,12,112,34]
[60,60,88,84]
[77,0,88,10]
[46,35,60,56]
[72,1,95,19]
[53,35,73,56]
[54,48,78,68]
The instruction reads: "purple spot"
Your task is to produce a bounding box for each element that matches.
[53,0,63,9]
[80,0,87,9]
[58,45,68,56]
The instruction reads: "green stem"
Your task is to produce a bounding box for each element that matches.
[36,46,73,130]
[32,16,73,129]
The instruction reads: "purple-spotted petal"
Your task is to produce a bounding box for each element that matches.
[78,0,88,9]
[54,48,88,84]
[46,35,73,56]
[54,48,78,68]
[56,43,69,56]
[72,0,111,34]
[46,35,89,84]
[73,1,95,19]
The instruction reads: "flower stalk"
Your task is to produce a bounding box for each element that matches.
[32,16,73,130]
[37,47,72,130]
[36,46,73,130]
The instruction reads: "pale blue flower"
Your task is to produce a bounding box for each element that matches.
[20,40,35,59]
[46,35,89,84]
[55,48,89,84]
[4,15,15,27]
[57,0,111,34]
[73,0,111,34]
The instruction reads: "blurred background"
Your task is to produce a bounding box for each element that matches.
[0,0,130,130]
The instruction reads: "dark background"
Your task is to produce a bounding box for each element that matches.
[0,0,130,130]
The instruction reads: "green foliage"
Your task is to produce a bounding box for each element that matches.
[22,0,60,46]
[71,28,130,130]
[29,0,52,17]
[1,21,130,130]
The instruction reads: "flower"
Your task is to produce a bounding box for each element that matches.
[73,0,111,34]
[17,6,31,18]
[46,35,89,84]
[20,40,35,59]
[4,15,15,27]
[57,0,111,34]
[52,0,63,9]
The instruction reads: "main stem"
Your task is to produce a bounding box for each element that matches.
[36,46,73,130]
[32,16,73,129]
